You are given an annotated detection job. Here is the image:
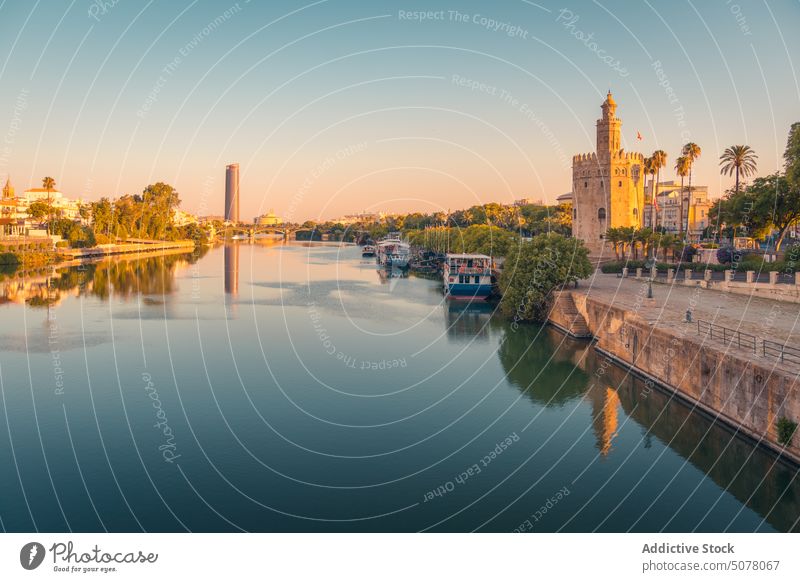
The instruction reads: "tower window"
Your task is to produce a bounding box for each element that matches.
[633,208,638,217]
[618,181,622,187]
[598,208,606,220]
[584,181,587,188]
[573,208,576,219]
[600,180,603,187]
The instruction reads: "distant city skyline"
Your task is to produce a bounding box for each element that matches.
[0,1,798,221]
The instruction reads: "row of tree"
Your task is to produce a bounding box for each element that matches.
[26,179,209,246]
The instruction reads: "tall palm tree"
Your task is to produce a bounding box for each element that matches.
[643,156,656,232]
[651,150,668,232]
[674,156,690,239]
[42,176,55,235]
[719,145,758,195]
[682,143,701,239]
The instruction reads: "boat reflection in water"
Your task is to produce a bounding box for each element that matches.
[376,266,408,285]
[444,301,498,342]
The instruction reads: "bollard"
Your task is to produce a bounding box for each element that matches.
[685,269,692,283]
[724,270,734,283]
[769,271,778,285]
[667,268,675,281]
[650,266,657,279]
[636,267,643,279]
[796,272,800,287]
[746,270,755,283]
[704,269,712,281]
[622,267,628,278]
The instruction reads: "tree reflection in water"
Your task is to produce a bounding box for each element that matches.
[2,248,209,308]
[496,323,800,532]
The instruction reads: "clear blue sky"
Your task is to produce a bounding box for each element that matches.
[0,0,798,220]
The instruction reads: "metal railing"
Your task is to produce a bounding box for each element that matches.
[763,340,800,366]
[697,319,757,353]
[697,319,799,366]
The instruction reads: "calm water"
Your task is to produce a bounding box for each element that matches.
[0,242,798,532]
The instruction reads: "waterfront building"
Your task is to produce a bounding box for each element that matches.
[172,208,199,226]
[643,181,711,240]
[333,211,384,225]
[255,209,282,226]
[570,92,645,253]
[2,177,83,236]
[225,163,240,223]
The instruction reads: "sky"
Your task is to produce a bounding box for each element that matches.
[0,0,798,221]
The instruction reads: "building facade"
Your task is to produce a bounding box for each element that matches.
[255,210,282,226]
[643,180,711,240]
[225,163,239,223]
[571,92,645,252]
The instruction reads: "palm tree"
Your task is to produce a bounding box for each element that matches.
[605,227,622,260]
[619,225,636,260]
[643,156,656,231]
[682,143,701,239]
[674,156,690,240]
[719,145,758,195]
[42,176,55,235]
[651,150,668,232]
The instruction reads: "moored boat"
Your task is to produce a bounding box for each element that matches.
[443,253,493,299]
[362,244,376,257]
[376,234,410,268]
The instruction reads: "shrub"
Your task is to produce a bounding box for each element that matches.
[0,252,20,265]
[777,416,798,447]
[717,247,733,264]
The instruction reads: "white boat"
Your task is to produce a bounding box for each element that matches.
[362,244,376,257]
[376,235,410,269]
[443,253,493,300]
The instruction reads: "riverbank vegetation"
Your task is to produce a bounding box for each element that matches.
[498,234,592,323]
[710,124,800,250]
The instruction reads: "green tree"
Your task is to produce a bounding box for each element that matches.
[26,200,55,223]
[650,150,668,231]
[42,176,56,235]
[784,122,800,185]
[682,142,701,237]
[499,234,592,323]
[674,155,690,239]
[719,145,758,195]
[605,227,623,260]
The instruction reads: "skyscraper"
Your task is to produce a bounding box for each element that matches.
[225,163,239,223]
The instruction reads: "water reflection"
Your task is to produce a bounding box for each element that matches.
[498,324,799,531]
[0,248,206,308]
[497,324,591,406]
[224,243,239,296]
[443,301,497,342]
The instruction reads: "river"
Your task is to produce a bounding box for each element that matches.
[0,242,797,532]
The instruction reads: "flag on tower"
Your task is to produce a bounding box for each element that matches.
[636,131,643,141]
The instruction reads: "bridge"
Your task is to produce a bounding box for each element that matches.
[223,224,298,240]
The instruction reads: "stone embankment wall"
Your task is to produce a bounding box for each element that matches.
[556,291,800,464]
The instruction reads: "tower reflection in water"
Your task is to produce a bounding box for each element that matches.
[224,243,239,318]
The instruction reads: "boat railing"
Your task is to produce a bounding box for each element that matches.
[449,266,490,274]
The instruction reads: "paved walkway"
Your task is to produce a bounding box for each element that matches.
[576,273,800,372]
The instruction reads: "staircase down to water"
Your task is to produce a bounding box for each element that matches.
[548,291,592,338]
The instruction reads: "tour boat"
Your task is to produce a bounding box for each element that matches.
[443,253,493,300]
[362,244,376,257]
[376,234,410,269]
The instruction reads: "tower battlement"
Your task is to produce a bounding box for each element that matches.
[570,92,645,253]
